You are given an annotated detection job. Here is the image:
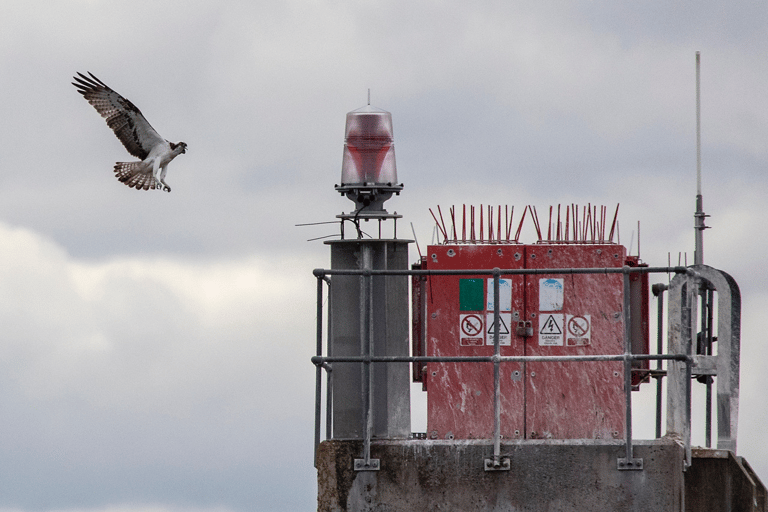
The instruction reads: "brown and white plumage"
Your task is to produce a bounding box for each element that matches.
[72,72,187,192]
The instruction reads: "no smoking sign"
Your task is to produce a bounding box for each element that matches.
[459,314,484,346]
[566,314,591,346]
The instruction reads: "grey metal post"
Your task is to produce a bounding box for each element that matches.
[314,274,324,467]
[618,267,642,470]
[652,283,667,439]
[324,239,411,471]
[359,245,377,470]
[703,287,713,448]
[325,273,333,442]
[485,269,510,471]
[493,270,500,460]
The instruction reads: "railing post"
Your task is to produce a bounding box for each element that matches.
[652,283,667,439]
[485,268,510,471]
[354,245,380,471]
[314,272,325,467]
[618,267,643,470]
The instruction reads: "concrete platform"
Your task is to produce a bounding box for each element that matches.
[317,439,766,511]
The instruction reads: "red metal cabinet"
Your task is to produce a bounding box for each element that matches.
[419,243,642,441]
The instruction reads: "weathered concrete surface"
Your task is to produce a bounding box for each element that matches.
[686,448,767,512]
[317,439,686,511]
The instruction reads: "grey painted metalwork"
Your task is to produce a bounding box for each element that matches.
[485,269,509,471]
[652,283,668,439]
[313,354,688,364]
[618,269,643,470]
[324,239,411,471]
[704,286,714,448]
[320,265,689,277]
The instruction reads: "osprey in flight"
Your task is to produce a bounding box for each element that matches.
[73,72,187,192]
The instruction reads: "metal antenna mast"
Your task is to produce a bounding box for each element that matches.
[694,51,708,265]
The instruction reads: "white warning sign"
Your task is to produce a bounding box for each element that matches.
[485,312,512,346]
[486,278,513,312]
[539,313,564,346]
[566,314,591,346]
[460,314,484,346]
[539,278,564,311]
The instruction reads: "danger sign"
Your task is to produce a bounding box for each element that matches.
[460,314,484,346]
[539,314,564,346]
[485,312,512,346]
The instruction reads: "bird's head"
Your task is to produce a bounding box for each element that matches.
[171,141,187,154]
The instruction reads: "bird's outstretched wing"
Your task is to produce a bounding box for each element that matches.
[72,72,165,160]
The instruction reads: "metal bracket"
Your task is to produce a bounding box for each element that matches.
[354,459,380,471]
[484,458,511,471]
[617,458,644,471]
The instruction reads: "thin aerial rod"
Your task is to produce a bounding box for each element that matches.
[696,52,701,197]
[694,51,708,266]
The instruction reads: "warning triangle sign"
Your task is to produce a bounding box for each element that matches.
[487,316,510,335]
[540,315,562,335]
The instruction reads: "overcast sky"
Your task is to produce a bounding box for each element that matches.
[0,1,766,511]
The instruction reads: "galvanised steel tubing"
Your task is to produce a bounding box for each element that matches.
[325,366,332,441]
[311,265,697,464]
[313,266,695,277]
[312,354,691,365]
[492,269,502,466]
[314,276,323,467]
[655,287,666,439]
[704,287,714,448]
[361,245,374,468]
[622,269,635,465]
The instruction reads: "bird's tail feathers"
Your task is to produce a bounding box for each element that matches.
[113,161,159,191]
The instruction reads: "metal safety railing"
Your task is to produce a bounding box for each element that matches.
[311,265,698,471]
